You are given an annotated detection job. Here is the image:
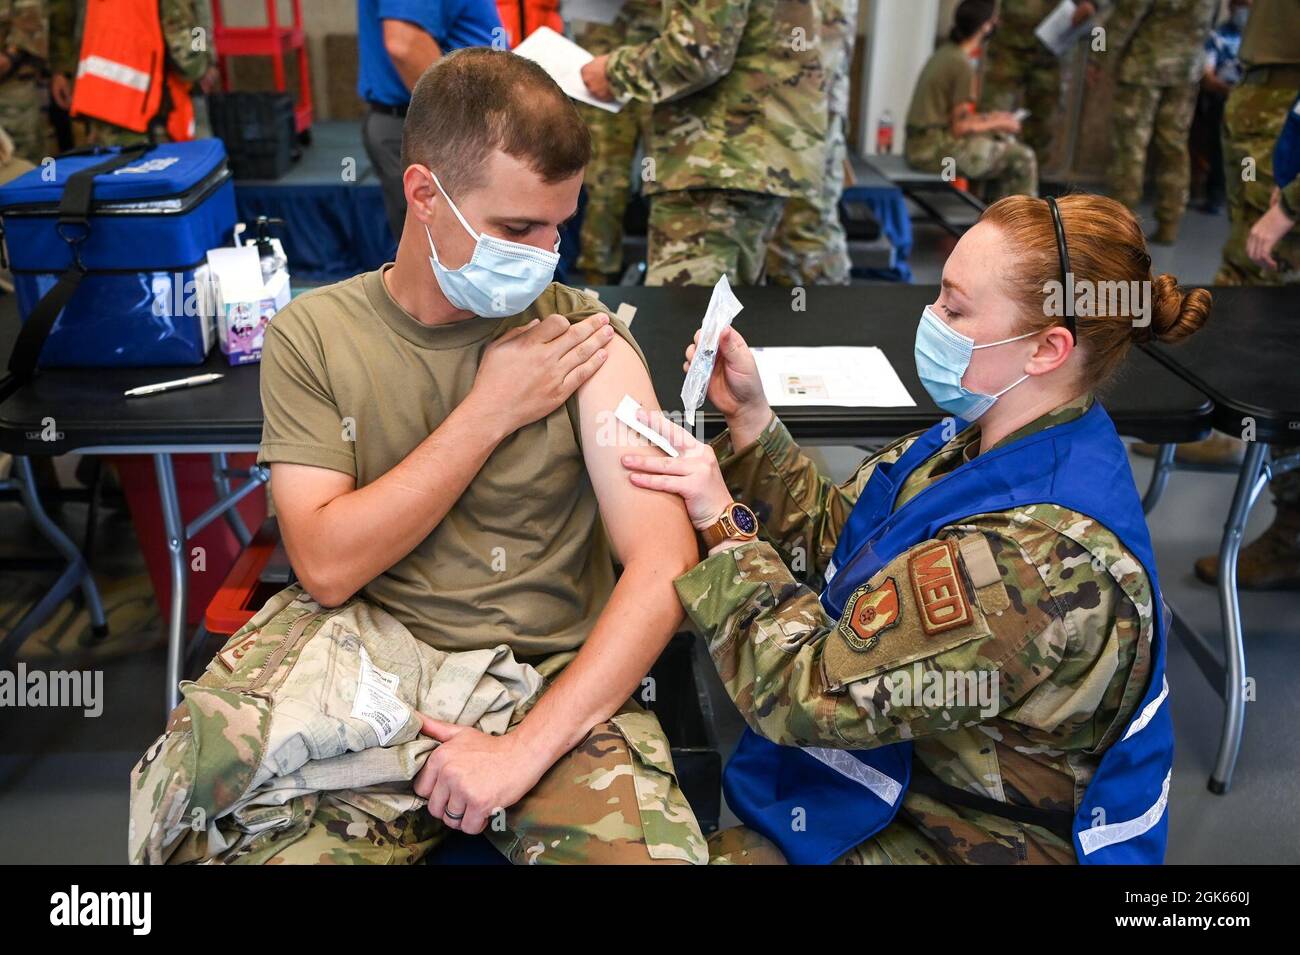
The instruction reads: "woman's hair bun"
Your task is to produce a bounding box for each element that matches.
[1145,273,1211,345]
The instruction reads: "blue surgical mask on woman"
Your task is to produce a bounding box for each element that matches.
[424,170,560,316]
[914,304,1037,421]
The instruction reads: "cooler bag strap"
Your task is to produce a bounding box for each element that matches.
[5,144,151,382]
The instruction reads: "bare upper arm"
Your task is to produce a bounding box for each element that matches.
[575,335,697,569]
[269,462,355,570]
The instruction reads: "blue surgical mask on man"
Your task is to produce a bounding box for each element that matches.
[424,170,560,317]
[914,304,1037,421]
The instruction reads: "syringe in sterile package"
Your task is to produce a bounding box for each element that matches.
[681,273,744,429]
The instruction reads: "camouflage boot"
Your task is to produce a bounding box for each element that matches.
[1131,434,1245,466]
[1194,502,1300,590]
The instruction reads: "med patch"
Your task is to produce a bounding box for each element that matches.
[909,539,973,635]
[837,577,901,652]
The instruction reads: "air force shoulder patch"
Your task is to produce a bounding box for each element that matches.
[837,578,901,652]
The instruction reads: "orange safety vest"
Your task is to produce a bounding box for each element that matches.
[69,0,195,141]
[495,0,563,48]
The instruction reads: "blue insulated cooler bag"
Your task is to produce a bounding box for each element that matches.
[0,140,236,374]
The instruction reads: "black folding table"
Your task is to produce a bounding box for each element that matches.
[1141,285,1300,794]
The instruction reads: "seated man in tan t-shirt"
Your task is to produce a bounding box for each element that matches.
[254,49,707,864]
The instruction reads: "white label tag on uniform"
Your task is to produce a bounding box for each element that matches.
[351,645,409,746]
[615,394,679,458]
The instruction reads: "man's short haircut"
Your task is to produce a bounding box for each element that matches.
[401,48,592,200]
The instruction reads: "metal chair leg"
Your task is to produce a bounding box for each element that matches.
[1209,441,1269,794]
[1142,443,1176,515]
[0,456,108,665]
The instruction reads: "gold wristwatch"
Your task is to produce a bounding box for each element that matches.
[698,502,759,548]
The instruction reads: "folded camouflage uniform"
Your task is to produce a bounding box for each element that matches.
[129,585,544,865]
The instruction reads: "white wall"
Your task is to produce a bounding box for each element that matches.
[858,0,943,156]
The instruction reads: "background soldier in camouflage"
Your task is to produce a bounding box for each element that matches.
[1195,0,1300,591]
[49,0,212,146]
[670,395,1155,864]
[766,0,856,287]
[1098,0,1218,244]
[572,0,657,285]
[0,0,51,164]
[979,0,1096,166]
[581,0,829,286]
[905,0,1038,201]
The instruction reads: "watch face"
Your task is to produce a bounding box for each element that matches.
[730,504,757,535]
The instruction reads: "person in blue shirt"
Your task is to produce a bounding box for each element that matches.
[358,0,504,240]
[1192,0,1250,213]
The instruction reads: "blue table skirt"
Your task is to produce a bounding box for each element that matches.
[842,182,913,283]
[236,183,398,283]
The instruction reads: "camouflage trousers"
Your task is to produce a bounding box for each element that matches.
[707,818,951,865]
[0,78,46,164]
[132,587,708,865]
[1107,81,1199,231]
[979,40,1062,162]
[645,188,787,286]
[708,797,1071,865]
[767,115,852,287]
[1215,83,1300,286]
[575,98,649,280]
[251,707,706,865]
[905,130,1038,201]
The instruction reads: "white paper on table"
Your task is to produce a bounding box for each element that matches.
[513,26,623,113]
[1034,1,1092,57]
[750,347,916,408]
[615,394,679,457]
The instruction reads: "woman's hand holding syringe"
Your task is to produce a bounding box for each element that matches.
[683,327,772,452]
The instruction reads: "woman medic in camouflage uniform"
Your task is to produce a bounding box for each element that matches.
[621,194,1210,864]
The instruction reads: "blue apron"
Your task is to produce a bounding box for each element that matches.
[723,402,1173,864]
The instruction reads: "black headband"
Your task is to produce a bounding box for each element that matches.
[1045,196,1077,343]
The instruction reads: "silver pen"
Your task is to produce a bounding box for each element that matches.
[124,372,224,398]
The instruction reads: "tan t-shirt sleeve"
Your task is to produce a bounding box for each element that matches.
[945,53,974,116]
[258,313,357,478]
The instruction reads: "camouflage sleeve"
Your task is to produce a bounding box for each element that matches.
[673,509,1139,751]
[1281,177,1300,222]
[1097,0,1154,69]
[711,413,918,585]
[604,0,751,105]
[2,0,48,62]
[48,0,76,75]
[162,0,211,83]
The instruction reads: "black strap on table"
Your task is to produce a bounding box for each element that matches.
[3,144,151,386]
[907,760,1076,841]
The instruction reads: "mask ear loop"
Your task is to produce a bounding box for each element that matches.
[1046,196,1077,344]
[429,170,481,242]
